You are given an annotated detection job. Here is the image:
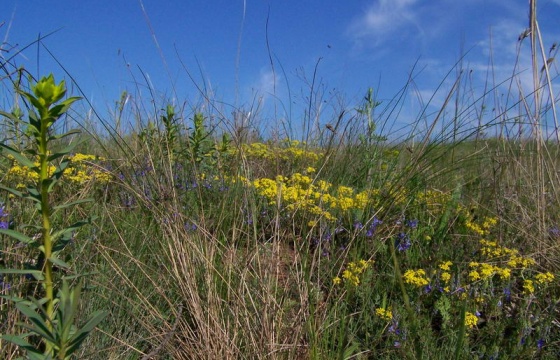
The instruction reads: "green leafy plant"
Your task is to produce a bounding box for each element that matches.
[0,74,107,359]
[188,112,212,166]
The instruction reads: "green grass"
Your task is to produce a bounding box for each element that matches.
[4,114,559,359]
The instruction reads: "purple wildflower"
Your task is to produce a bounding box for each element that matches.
[185,221,198,232]
[395,233,411,252]
[388,321,399,334]
[366,217,382,237]
[334,225,345,234]
[0,205,9,229]
[537,339,545,349]
[503,287,511,302]
[0,275,11,292]
[406,219,418,229]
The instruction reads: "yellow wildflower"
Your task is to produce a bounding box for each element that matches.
[342,269,360,286]
[439,261,453,271]
[403,269,429,287]
[535,272,554,284]
[375,308,393,321]
[469,271,481,282]
[464,312,478,329]
[523,279,535,294]
[496,267,511,280]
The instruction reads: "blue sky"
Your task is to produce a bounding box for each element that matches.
[2,0,559,138]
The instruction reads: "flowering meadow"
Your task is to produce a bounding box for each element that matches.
[2,103,559,358]
[1,23,560,360]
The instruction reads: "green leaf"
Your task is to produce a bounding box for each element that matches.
[66,310,107,354]
[16,302,57,343]
[53,198,93,211]
[0,229,36,244]
[0,184,24,198]
[27,110,42,131]
[52,239,72,253]
[48,129,82,142]
[0,143,35,168]
[46,161,70,192]
[45,178,57,193]
[47,140,84,162]
[62,272,99,281]
[0,269,44,280]
[0,295,48,308]
[0,110,22,123]
[25,188,43,204]
[49,97,81,118]
[51,219,92,245]
[0,334,46,360]
[57,281,81,343]
[48,256,71,270]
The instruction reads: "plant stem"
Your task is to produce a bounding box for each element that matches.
[39,112,54,354]
[390,238,423,358]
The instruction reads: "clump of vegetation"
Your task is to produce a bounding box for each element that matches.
[1,75,106,359]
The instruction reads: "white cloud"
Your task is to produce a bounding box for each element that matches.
[347,0,423,47]
[255,68,278,97]
[414,25,560,140]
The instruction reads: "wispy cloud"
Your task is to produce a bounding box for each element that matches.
[346,0,423,48]
[254,68,278,97]
[412,12,560,140]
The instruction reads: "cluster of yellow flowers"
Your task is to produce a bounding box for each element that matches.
[403,269,429,287]
[414,189,452,216]
[6,162,56,189]
[241,139,322,163]
[467,239,542,286]
[478,239,536,268]
[437,237,554,298]
[333,259,373,286]
[5,153,111,187]
[63,154,112,185]
[535,272,555,284]
[523,279,535,294]
[464,312,479,329]
[465,215,498,236]
[253,173,381,222]
[468,261,511,281]
[438,261,453,284]
[522,272,555,295]
[375,307,393,321]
